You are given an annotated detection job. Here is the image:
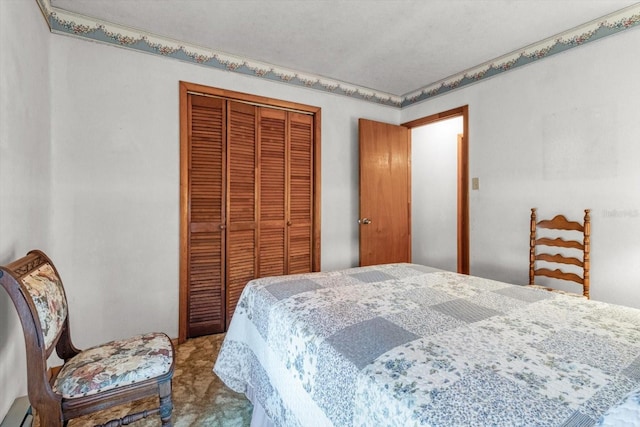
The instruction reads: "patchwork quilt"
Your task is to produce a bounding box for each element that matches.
[213,263,640,426]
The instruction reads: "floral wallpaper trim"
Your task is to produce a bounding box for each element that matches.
[36,0,640,109]
[401,4,640,107]
[38,2,402,107]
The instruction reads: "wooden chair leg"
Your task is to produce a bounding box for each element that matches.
[158,379,173,427]
[37,408,64,427]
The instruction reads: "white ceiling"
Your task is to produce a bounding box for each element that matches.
[49,0,638,97]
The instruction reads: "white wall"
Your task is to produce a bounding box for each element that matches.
[49,34,400,348]
[402,26,640,308]
[0,0,52,419]
[412,117,462,271]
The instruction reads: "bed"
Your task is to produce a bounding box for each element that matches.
[213,263,640,426]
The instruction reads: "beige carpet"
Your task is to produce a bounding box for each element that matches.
[35,334,253,426]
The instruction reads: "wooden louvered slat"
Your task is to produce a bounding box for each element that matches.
[259,110,286,222]
[187,94,225,336]
[289,114,312,223]
[288,226,312,274]
[228,102,257,223]
[226,229,256,320]
[259,228,285,277]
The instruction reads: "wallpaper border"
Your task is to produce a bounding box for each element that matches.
[401,4,640,107]
[36,0,640,109]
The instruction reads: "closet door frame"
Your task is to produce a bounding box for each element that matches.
[179,81,322,343]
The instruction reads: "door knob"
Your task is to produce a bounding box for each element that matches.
[358,218,372,225]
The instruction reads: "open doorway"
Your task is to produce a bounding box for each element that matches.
[403,106,469,274]
[411,117,463,272]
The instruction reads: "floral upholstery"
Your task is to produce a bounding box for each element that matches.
[21,263,68,350]
[53,332,173,398]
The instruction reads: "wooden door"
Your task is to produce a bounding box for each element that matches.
[226,101,257,325]
[183,95,226,337]
[358,119,411,266]
[257,109,314,276]
[288,112,314,274]
[258,108,287,277]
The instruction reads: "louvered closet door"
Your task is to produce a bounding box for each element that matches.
[226,101,258,323]
[181,82,320,340]
[257,109,314,277]
[186,95,226,336]
[288,112,314,273]
[258,108,287,277]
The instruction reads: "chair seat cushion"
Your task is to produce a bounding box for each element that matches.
[53,332,173,398]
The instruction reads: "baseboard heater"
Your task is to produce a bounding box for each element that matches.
[1,397,32,427]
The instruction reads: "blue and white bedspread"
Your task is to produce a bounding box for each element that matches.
[213,263,640,427]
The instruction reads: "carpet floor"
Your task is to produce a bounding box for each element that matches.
[35,334,253,427]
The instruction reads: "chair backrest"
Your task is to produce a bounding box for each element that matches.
[529,208,591,298]
[0,250,76,403]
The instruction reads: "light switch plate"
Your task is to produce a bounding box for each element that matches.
[472,177,479,190]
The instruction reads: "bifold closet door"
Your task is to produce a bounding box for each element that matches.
[183,90,316,338]
[257,109,314,277]
[288,112,314,274]
[186,95,226,336]
[226,101,258,324]
[258,108,287,277]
